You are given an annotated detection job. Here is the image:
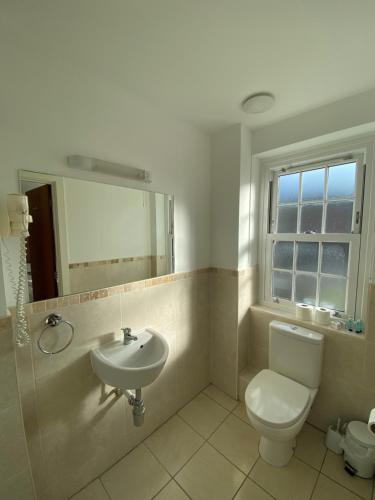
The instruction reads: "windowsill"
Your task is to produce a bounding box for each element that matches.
[250,303,366,340]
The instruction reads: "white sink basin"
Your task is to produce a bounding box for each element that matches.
[91,328,169,390]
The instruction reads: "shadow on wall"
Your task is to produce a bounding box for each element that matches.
[14,272,210,500]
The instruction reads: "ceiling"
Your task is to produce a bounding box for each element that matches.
[3,0,375,132]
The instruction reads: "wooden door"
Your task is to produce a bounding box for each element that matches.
[26,184,58,301]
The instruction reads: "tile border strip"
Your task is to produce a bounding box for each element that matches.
[69,255,163,269]
[2,266,259,318]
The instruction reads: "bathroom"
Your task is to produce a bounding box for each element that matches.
[1,2,375,499]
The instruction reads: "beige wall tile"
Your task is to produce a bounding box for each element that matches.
[0,404,30,481]
[13,273,211,499]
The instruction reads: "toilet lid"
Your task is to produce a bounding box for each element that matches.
[245,369,310,429]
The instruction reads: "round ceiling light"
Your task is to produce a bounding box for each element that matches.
[241,92,275,114]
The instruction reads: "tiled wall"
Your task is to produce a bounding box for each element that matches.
[0,317,35,500]
[69,256,153,293]
[14,270,210,500]
[210,267,258,399]
[247,283,375,431]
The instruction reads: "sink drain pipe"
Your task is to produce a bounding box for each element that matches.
[122,388,145,426]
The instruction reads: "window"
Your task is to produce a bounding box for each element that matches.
[262,156,365,316]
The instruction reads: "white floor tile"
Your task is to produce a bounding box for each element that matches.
[175,443,245,500]
[295,423,326,470]
[312,474,363,500]
[209,414,259,474]
[232,402,251,425]
[101,444,170,500]
[322,451,373,500]
[203,384,238,411]
[250,456,318,500]
[234,477,273,500]
[145,415,203,475]
[178,393,228,438]
[153,480,190,500]
[71,480,109,500]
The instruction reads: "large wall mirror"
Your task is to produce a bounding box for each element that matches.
[19,171,174,302]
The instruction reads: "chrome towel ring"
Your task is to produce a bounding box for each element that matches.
[37,313,75,355]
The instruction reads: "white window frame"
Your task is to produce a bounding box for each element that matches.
[257,136,375,323]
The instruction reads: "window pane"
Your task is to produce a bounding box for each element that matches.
[273,241,293,270]
[319,275,347,311]
[296,242,319,272]
[325,201,353,233]
[295,274,317,305]
[279,173,299,204]
[321,242,349,277]
[272,271,292,300]
[301,168,324,202]
[277,206,297,233]
[300,204,323,233]
[327,162,356,199]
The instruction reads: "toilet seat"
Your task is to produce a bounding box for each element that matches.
[245,369,310,429]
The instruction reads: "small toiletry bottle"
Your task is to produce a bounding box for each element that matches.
[346,317,354,332]
[355,320,363,334]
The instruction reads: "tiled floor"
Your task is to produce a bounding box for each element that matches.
[72,385,375,500]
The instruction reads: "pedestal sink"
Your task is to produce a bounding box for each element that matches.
[91,328,169,390]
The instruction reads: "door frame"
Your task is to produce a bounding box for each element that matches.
[19,170,71,296]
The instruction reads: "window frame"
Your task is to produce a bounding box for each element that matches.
[257,139,374,323]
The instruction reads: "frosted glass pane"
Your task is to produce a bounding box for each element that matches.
[273,241,293,270]
[302,168,324,201]
[328,162,356,199]
[279,173,299,204]
[295,274,317,305]
[272,271,292,300]
[277,206,297,233]
[296,242,319,272]
[300,204,323,233]
[321,242,349,277]
[325,201,353,233]
[319,275,347,311]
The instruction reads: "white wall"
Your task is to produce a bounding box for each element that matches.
[64,178,152,262]
[210,125,241,269]
[253,88,375,155]
[0,51,210,313]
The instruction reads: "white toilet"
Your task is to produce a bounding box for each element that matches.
[245,320,324,467]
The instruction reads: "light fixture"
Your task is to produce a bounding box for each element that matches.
[67,155,152,183]
[241,92,275,114]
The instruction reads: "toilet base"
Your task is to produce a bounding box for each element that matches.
[259,436,295,467]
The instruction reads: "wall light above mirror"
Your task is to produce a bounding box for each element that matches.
[19,170,174,303]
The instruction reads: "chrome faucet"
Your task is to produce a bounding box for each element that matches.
[121,327,138,345]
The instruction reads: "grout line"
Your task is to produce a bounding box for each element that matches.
[231,473,248,500]
[99,477,112,500]
[319,470,370,500]
[202,385,239,412]
[150,478,174,499]
[308,469,321,500]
